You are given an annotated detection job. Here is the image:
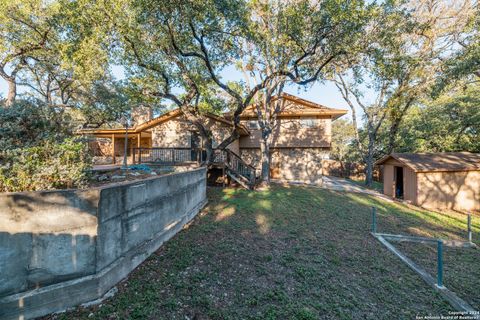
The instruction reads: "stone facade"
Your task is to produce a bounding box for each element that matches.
[239,117,331,148]
[82,94,346,181]
[241,147,330,183]
[151,115,239,154]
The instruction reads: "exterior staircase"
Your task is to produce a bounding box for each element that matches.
[212,149,257,190]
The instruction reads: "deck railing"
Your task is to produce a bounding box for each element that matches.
[133,147,200,164]
[133,147,257,188]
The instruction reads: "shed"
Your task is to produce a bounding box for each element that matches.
[376,152,480,212]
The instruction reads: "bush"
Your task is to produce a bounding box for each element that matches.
[0,138,92,192]
[0,99,71,150]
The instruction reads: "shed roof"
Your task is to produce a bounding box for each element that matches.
[376,152,480,172]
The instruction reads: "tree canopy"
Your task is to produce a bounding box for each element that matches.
[1,0,479,188]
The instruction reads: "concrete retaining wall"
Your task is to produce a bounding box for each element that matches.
[0,167,207,320]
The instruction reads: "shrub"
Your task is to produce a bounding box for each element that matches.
[0,138,92,192]
[0,99,71,150]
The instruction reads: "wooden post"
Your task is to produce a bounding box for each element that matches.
[137,133,142,163]
[112,134,116,165]
[222,164,226,187]
[129,138,134,164]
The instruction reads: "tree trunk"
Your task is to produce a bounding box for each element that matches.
[259,135,271,187]
[365,134,375,187]
[203,138,213,165]
[386,120,400,155]
[5,78,16,107]
[350,103,363,153]
[196,126,213,166]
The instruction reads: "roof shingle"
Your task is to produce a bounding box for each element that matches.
[376,152,480,172]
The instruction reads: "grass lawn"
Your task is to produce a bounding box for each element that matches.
[347,178,384,193]
[50,185,479,320]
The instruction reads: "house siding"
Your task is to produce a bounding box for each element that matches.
[383,164,394,197]
[239,117,331,148]
[150,115,239,154]
[404,166,417,203]
[416,171,480,212]
[237,116,333,183]
[240,147,329,183]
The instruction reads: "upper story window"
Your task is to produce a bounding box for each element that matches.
[300,118,318,128]
[247,120,260,130]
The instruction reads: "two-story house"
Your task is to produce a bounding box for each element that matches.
[81,93,347,185]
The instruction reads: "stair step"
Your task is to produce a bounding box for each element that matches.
[226,170,252,190]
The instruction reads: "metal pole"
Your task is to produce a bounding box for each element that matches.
[467,213,472,243]
[371,207,377,234]
[437,240,444,288]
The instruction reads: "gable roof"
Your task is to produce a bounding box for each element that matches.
[375,152,480,172]
[77,109,250,136]
[234,93,347,119]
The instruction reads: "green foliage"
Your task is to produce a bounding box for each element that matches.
[75,81,132,128]
[330,119,358,162]
[0,138,91,192]
[382,83,480,153]
[433,11,479,95]
[0,99,71,150]
[0,100,93,192]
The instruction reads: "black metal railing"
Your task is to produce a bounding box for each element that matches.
[133,147,200,164]
[133,147,257,188]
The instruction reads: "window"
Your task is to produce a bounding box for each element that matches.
[300,118,317,128]
[247,120,260,130]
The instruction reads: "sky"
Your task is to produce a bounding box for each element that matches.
[0,64,356,122]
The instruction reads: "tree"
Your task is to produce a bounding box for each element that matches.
[379,82,480,153]
[149,0,373,186]
[433,6,479,95]
[82,0,238,165]
[0,0,59,106]
[330,119,357,162]
[332,0,475,186]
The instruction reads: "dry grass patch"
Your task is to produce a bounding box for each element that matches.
[47,185,480,320]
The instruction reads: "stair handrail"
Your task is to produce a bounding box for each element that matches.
[214,148,256,187]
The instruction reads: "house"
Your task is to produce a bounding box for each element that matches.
[376,152,480,212]
[80,93,347,185]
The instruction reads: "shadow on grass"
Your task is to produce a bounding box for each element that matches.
[52,184,470,320]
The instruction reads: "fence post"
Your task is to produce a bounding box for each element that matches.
[371,207,377,234]
[437,240,444,288]
[467,213,472,243]
[139,148,142,164]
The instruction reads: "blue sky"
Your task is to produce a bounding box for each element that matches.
[0,64,353,121]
